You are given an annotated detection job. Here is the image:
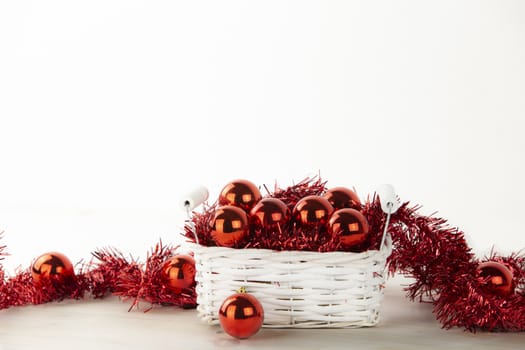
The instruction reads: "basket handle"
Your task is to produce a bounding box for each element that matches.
[180,186,209,245]
[376,184,399,250]
[181,186,209,213]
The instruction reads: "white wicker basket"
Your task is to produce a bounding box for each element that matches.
[183,184,398,328]
[188,235,392,328]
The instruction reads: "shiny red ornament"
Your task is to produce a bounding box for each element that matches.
[160,255,196,293]
[31,252,75,283]
[210,205,249,247]
[292,195,334,227]
[323,187,362,210]
[219,291,264,339]
[328,208,370,251]
[476,261,514,296]
[250,198,290,229]
[219,179,262,211]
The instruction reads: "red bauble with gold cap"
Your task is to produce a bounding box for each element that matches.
[219,290,264,339]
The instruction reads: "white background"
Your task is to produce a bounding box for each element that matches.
[0,1,524,348]
[1,0,525,265]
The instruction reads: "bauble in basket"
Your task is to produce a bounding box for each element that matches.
[250,198,290,229]
[292,195,334,228]
[209,205,249,247]
[323,186,362,210]
[328,208,370,251]
[218,179,262,212]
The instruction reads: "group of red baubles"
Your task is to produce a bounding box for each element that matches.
[205,179,371,251]
[1,177,524,340]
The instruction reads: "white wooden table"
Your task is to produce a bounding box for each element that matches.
[1,276,523,350]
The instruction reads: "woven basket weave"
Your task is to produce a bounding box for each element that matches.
[188,234,392,328]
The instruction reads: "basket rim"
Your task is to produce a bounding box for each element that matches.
[184,233,392,258]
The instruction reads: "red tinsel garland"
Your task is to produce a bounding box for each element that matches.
[1,178,524,332]
[387,203,525,331]
[0,236,196,311]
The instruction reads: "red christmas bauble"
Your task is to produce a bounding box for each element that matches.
[219,179,262,211]
[210,205,249,247]
[250,198,290,229]
[292,195,334,227]
[477,261,514,296]
[328,208,370,251]
[219,292,264,339]
[31,252,75,283]
[323,187,362,210]
[160,255,196,293]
